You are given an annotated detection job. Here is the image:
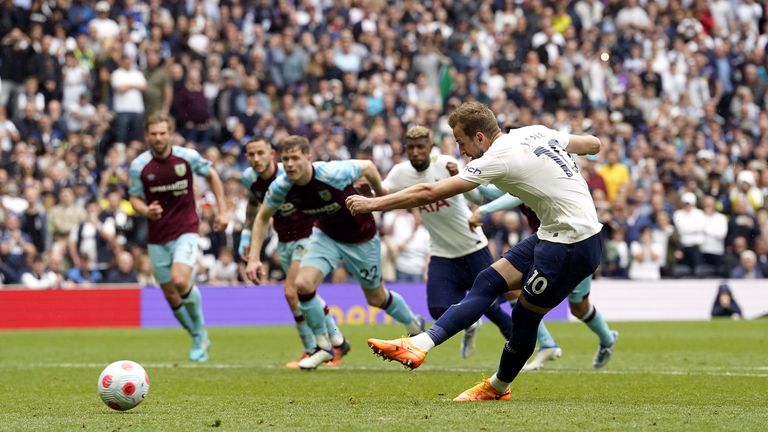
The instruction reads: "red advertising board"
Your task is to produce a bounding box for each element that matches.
[0,288,140,329]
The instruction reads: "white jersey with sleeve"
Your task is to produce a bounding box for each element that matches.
[384,154,488,258]
[458,125,602,244]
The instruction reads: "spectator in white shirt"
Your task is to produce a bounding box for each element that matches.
[673,192,706,275]
[89,1,120,45]
[111,54,146,144]
[629,226,663,280]
[615,0,652,32]
[21,254,61,289]
[701,195,728,275]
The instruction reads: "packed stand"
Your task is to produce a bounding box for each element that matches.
[0,0,766,288]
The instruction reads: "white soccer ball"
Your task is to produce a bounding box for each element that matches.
[97,360,150,411]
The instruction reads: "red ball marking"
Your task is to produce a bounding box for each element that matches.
[101,375,112,388]
[122,382,136,396]
[145,373,150,385]
[121,362,134,370]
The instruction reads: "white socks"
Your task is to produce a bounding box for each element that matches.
[489,373,511,393]
[408,333,435,352]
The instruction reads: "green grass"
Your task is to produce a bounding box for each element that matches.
[1,320,767,431]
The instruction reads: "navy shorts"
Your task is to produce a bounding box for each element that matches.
[502,233,602,309]
[427,247,494,311]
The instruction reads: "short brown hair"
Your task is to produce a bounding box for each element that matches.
[447,101,500,140]
[145,111,175,132]
[278,135,311,154]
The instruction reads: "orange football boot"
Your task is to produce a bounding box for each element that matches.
[453,379,511,401]
[367,337,427,369]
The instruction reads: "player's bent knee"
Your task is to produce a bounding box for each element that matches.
[293,277,315,296]
[170,274,189,291]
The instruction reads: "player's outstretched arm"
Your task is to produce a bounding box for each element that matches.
[565,134,601,155]
[346,176,477,215]
[206,168,229,231]
[245,204,276,284]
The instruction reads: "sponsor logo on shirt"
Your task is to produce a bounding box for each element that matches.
[418,200,451,213]
[149,179,189,196]
[303,202,342,215]
[464,166,482,175]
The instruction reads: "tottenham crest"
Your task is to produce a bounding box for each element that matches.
[319,190,332,201]
[174,163,187,177]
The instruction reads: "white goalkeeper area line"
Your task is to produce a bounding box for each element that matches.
[4,362,768,378]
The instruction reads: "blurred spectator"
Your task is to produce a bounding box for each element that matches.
[208,246,239,285]
[726,200,761,250]
[20,254,61,289]
[0,213,37,283]
[174,66,210,145]
[142,49,172,118]
[65,253,104,285]
[651,210,677,277]
[701,195,729,276]
[672,192,705,276]
[20,185,47,254]
[730,170,764,216]
[0,107,20,153]
[111,54,146,144]
[16,77,45,119]
[711,282,743,319]
[629,225,663,280]
[603,225,629,278]
[89,1,119,45]
[105,251,138,283]
[136,254,156,287]
[61,51,91,116]
[730,250,765,279]
[1,29,32,117]
[597,149,631,203]
[67,199,115,273]
[65,91,97,133]
[100,188,135,250]
[48,187,87,252]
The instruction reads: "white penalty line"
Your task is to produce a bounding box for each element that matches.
[3,362,768,378]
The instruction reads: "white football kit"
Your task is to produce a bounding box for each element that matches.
[384,154,488,259]
[458,125,602,244]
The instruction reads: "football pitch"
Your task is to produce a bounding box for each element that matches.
[1,320,766,431]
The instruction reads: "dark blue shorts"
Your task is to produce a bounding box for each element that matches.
[427,247,494,310]
[502,233,602,309]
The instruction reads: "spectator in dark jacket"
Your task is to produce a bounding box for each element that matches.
[711,282,743,319]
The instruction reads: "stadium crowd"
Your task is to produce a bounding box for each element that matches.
[0,0,767,289]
